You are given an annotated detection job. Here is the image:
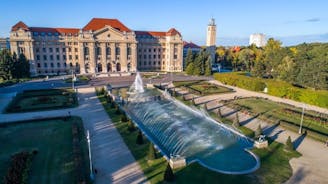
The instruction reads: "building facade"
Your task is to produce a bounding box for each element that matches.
[183,41,201,69]
[0,38,10,51]
[9,18,183,76]
[249,33,266,47]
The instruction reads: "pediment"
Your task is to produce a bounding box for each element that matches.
[93,26,125,41]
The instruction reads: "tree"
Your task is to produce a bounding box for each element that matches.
[204,56,212,76]
[121,112,128,122]
[252,61,266,77]
[127,119,136,132]
[0,49,13,80]
[185,62,195,75]
[184,48,194,70]
[217,108,222,118]
[136,130,144,145]
[11,53,30,79]
[255,124,262,138]
[163,163,175,182]
[285,136,294,151]
[263,38,283,77]
[147,143,157,160]
[233,113,240,127]
[193,52,202,75]
[238,48,255,71]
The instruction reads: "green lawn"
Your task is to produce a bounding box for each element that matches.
[65,75,90,83]
[98,90,301,184]
[173,81,233,95]
[0,117,90,184]
[227,97,328,137]
[5,89,78,113]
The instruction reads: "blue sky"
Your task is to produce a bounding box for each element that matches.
[1,0,327,46]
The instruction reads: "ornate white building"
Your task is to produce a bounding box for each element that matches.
[9,18,183,76]
[249,33,266,47]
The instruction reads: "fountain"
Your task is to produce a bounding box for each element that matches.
[124,73,260,174]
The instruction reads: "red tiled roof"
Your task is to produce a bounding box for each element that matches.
[166,28,181,36]
[29,27,79,34]
[183,41,201,49]
[135,31,167,37]
[135,28,181,37]
[83,18,131,32]
[11,21,29,31]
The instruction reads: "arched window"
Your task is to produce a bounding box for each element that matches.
[84,47,89,55]
[97,63,102,72]
[107,63,112,72]
[116,63,121,72]
[96,47,101,55]
[127,63,131,72]
[106,47,111,56]
[115,47,120,55]
[57,62,60,68]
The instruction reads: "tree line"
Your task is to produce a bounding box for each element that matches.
[215,39,328,90]
[0,49,30,81]
[185,49,212,76]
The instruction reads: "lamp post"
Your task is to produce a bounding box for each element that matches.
[299,104,305,134]
[86,130,94,180]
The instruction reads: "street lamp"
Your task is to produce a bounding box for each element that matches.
[299,104,305,134]
[86,130,94,180]
[71,69,76,91]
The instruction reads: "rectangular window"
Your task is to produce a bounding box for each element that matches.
[63,55,66,60]
[36,55,40,60]
[75,48,78,52]
[158,55,161,59]
[153,55,156,59]
[50,55,54,60]
[49,48,53,52]
[43,55,47,60]
[69,55,72,60]
[56,48,59,53]
[148,49,151,52]
[44,63,47,68]
[62,48,66,52]
[154,48,156,52]
[144,55,146,59]
[42,48,46,52]
[68,48,72,52]
[56,55,60,60]
[75,55,78,60]
[148,55,151,59]
[36,48,39,52]
[174,55,178,59]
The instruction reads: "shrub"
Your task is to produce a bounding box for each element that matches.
[163,163,175,182]
[255,124,262,138]
[115,106,121,115]
[147,143,157,160]
[110,102,116,108]
[136,131,144,145]
[285,136,294,151]
[121,112,128,122]
[233,113,240,127]
[217,108,222,118]
[127,120,136,132]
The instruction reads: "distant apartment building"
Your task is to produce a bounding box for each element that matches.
[0,38,10,50]
[9,18,183,76]
[249,33,266,47]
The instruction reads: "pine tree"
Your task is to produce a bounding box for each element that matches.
[185,62,195,75]
[205,55,212,76]
[147,143,157,160]
[233,113,240,127]
[163,163,175,182]
[217,108,222,118]
[0,49,13,80]
[285,136,294,151]
[184,48,194,70]
[127,119,136,132]
[255,124,262,138]
[121,112,128,122]
[136,130,144,145]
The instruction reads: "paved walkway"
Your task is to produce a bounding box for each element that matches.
[0,87,147,184]
[201,92,328,183]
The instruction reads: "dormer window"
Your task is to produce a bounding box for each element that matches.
[48,32,52,36]
[33,32,39,36]
[41,32,46,36]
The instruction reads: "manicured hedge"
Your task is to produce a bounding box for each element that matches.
[214,73,328,108]
[214,73,266,92]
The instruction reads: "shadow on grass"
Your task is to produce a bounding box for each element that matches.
[240,114,260,126]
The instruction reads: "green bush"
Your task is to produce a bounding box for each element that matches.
[127,120,136,132]
[255,124,262,138]
[136,131,144,145]
[214,72,328,108]
[163,163,175,182]
[285,136,294,151]
[147,143,157,160]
